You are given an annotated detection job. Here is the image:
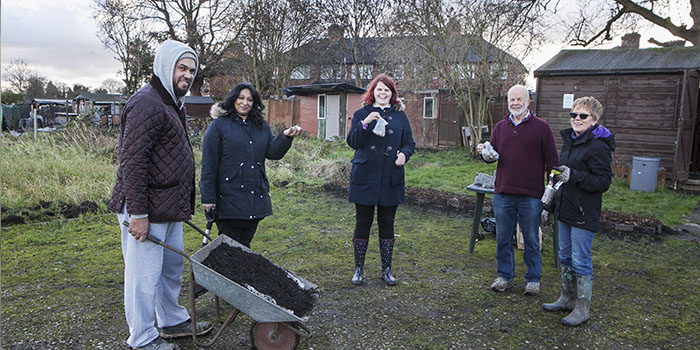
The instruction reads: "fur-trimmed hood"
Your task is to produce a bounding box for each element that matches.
[361,100,405,111]
[210,103,227,119]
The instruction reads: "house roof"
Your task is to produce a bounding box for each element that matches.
[534,47,700,77]
[284,82,366,96]
[73,92,125,102]
[293,35,524,69]
[184,95,215,104]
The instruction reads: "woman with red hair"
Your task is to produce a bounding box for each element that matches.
[347,74,415,286]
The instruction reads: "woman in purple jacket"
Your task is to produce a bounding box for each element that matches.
[542,96,614,327]
[346,74,415,286]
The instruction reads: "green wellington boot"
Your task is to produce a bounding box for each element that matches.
[561,274,593,326]
[542,266,576,312]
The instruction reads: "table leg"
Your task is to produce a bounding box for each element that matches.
[469,192,485,253]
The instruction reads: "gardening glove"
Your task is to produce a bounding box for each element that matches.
[553,165,570,184]
[481,141,499,162]
[541,209,550,225]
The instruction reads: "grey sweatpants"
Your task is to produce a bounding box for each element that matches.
[118,207,190,348]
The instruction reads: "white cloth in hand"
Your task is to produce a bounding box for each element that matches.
[372,117,388,137]
[481,141,499,162]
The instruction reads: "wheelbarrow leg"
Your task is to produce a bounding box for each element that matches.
[197,308,240,347]
[189,271,241,347]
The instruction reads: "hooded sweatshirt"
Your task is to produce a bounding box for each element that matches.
[153,40,199,107]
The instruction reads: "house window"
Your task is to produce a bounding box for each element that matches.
[351,65,373,80]
[320,66,343,80]
[456,64,474,80]
[490,64,507,80]
[272,67,279,80]
[290,66,310,80]
[423,97,435,119]
[318,95,326,120]
[388,65,404,81]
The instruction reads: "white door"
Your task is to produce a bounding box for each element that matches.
[325,95,340,140]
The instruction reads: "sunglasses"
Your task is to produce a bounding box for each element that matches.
[569,112,590,120]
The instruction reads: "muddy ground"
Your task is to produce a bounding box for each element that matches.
[2,184,699,349]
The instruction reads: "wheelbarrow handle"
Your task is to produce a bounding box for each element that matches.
[121,221,189,259]
[185,220,214,242]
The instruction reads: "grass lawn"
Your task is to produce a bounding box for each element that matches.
[2,183,699,349]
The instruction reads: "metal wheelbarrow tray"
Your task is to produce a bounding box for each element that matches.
[189,234,318,349]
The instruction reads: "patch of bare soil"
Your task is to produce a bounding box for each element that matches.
[1,200,102,226]
[322,181,676,239]
[322,182,490,215]
[202,244,316,317]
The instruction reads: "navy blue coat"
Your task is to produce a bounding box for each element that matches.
[200,115,292,220]
[347,104,416,206]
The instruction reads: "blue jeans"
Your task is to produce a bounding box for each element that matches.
[557,221,594,275]
[493,193,542,282]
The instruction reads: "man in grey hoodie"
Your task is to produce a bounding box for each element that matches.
[109,40,213,350]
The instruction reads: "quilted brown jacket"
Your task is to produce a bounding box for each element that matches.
[108,75,195,222]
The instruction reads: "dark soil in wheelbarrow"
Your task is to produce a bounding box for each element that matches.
[202,244,315,317]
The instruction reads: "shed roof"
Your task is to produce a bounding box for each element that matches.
[284,82,366,96]
[534,47,700,77]
[184,95,215,104]
[32,98,70,105]
[73,92,125,102]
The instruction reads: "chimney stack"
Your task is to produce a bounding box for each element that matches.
[621,33,641,48]
[327,24,344,42]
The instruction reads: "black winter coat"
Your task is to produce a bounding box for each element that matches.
[555,125,615,232]
[200,115,292,220]
[347,104,416,206]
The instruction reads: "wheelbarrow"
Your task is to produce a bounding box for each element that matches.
[124,221,319,349]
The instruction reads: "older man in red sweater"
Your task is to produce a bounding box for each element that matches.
[477,84,558,296]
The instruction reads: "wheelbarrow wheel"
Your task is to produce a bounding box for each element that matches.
[250,322,299,350]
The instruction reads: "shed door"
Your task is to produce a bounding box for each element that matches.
[325,95,340,140]
[673,70,699,182]
[439,101,460,145]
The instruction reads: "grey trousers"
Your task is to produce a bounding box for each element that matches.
[118,207,190,348]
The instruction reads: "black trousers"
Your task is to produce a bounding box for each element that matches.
[353,204,398,240]
[216,219,261,248]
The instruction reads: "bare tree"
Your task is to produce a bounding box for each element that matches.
[2,59,41,94]
[99,78,126,94]
[317,0,392,87]
[387,0,550,153]
[137,0,246,95]
[94,0,154,95]
[566,0,699,46]
[239,0,323,98]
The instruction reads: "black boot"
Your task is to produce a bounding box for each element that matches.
[561,274,593,326]
[542,266,576,312]
[352,238,368,285]
[379,238,397,286]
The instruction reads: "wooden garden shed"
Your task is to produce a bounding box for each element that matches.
[534,47,700,186]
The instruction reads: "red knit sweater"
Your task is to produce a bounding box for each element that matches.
[488,113,559,198]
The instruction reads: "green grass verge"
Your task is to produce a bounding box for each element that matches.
[1,130,697,227]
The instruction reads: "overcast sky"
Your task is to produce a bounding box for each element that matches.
[0,0,691,91]
[1,0,121,89]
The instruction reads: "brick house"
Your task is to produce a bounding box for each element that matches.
[280,33,526,147]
